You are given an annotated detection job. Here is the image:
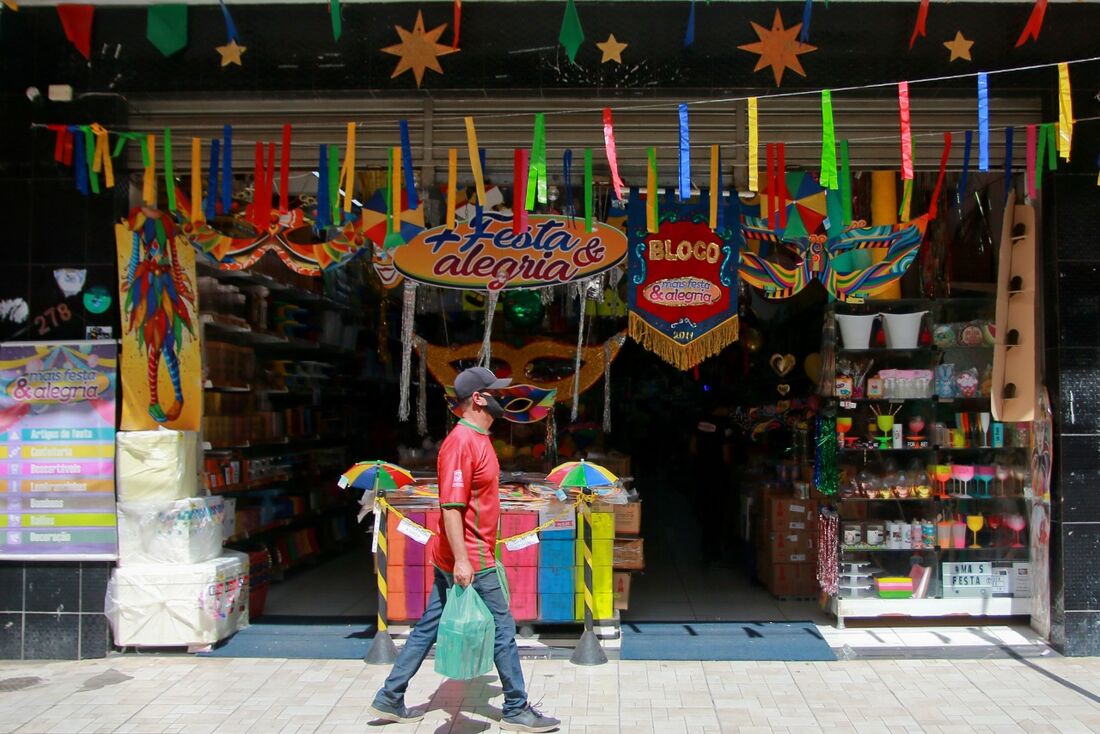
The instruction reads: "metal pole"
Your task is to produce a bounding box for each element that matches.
[366,471,398,664]
[570,493,607,666]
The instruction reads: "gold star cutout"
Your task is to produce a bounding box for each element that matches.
[216,39,246,67]
[738,9,816,87]
[381,11,457,88]
[597,33,628,64]
[943,31,974,62]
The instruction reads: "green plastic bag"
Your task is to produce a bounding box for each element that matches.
[434,584,495,680]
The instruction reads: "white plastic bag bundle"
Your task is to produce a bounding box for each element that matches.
[117,496,225,565]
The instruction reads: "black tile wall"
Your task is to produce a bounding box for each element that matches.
[1056,349,1100,434]
[24,563,79,614]
[0,565,23,611]
[1062,611,1100,657]
[0,614,21,660]
[80,563,110,615]
[1061,524,1100,611]
[80,615,111,659]
[1056,263,1100,347]
[1058,435,1100,523]
[1054,176,1100,262]
[23,613,79,660]
[0,562,110,659]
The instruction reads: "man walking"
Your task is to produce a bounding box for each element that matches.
[369,367,561,733]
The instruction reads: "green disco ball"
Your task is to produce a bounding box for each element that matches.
[503,290,544,328]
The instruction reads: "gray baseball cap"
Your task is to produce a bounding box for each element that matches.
[454,366,512,400]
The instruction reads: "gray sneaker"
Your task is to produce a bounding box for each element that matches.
[367,698,425,724]
[500,704,560,733]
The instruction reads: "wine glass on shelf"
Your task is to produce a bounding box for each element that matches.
[876,414,895,450]
[1012,466,1029,497]
[934,464,953,500]
[837,416,853,445]
[1006,513,1027,548]
[952,464,975,498]
[976,465,995,498]
[995,464,1010,496]
[967,514,985,548]
[979,412,991,448]
[987,513,1003,547]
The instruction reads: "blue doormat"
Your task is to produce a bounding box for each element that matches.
[620,621,836,661]
[199,617,376,659]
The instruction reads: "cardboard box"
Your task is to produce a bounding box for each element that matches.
[116,430,199,502]
[760,562,819,598]
[613,502,642,535]
[767,530,816,564]
[510,592,537,621]
[613,572,631,610]
[539,593,574,621]
[538,565,575,595]
[613,538,645,570]
[766,497,818,532]
[539,539,575,569]
[538,504,576,539]
[504,565,537,596]
[588,512,615,540]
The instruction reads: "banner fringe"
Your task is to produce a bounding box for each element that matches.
[628,313,740,371]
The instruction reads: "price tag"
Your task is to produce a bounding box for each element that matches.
[505,534,540,552]
[789,522,806,530]
[397,517,432,545]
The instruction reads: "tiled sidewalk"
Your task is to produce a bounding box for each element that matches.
[3,648,1100,734]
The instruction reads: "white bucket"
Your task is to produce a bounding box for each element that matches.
[882,311,929,349]
[836,313,881,350]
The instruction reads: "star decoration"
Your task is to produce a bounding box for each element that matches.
[943,31,974,62]
[216,39,246,66]
[597,33,628,64]
[381,11,457,88]
[738,9,816,87]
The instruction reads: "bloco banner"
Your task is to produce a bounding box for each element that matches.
[0,340,119,560]
[627,197,742,370]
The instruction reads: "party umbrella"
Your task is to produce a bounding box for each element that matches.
[338,460,415,491]
[545,459,619,489]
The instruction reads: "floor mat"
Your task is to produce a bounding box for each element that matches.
[619,621,836,661]
[199,620,375,659]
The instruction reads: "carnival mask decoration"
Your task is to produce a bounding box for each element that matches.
[444,384,557,423]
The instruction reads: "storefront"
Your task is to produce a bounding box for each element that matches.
[1,0,1098,659]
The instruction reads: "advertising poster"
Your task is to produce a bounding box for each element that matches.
[0,340,118,560]
[115,208,202,431]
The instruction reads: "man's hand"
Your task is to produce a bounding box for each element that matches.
[453,559,474,587]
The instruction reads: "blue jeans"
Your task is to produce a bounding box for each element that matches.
[375,567,528,718]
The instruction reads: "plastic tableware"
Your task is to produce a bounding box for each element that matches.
[976,465,995,498]
[952,521,967,549]
[995,464,1010,496]
[966,514,984,548]
[1006,513,1027,548]
[837,416,853,443]
[987,513,1003,546]
[882,311,929,349]
[936,520,953,549]
[951,464,975,498]
[837,313,881,350]
[876,414,895,450]
[934,464,953,500]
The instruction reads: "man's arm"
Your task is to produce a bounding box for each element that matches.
[442,508,473,586]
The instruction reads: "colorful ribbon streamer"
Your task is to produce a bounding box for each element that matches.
[684,0,695,47]
[646,147,658,233]
[715,148,724,230]
[1015,0,1047,47]
[279,124,291,213]
[526,113,547,210]
[191,137,203,223]
[252,141,264,226]
[218,0,239,42]
[766,142,776,230]
[221,125,233,214]
[391,146,402,234]
[513,148,529,234]
[328,144,339,224]
[47,125,74,166]
[898,82,913,181]
[384,147,393,234]
[446,148,457,229]
[265,142,275,223]
[977,73,989,172]
[678,104,691,202]
[206,138,220,220]
[928,132,952,219]
[1004,126,1014,204]
[72,129,88,196]
[840,139,851,225]
[340,122,355,213]
[90,123,114,190]
[144,134,157,206]
[1058,62,1073,162]
[777,143,787,228]
[747,97,759,193]
[1025,124,1038,201]
[602,108,625,200]
[563,149,574,223]
[316,145,330,229]
[899,178,913,223]
[909,0,929,49]
[330,0,341,41]
[709,144,719,229]
[452,0,461,49]
[820,89,837,189]
[959,129,972,206]
[584,148,593,233]
[163,129,176,212]
[399,120,418,210]
[800,0,813,43]
[464,117,486,206]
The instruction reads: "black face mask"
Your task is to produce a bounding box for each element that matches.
[479,392,505,420]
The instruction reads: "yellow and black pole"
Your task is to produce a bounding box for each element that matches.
[571,489,607,666]
[366,469,398,664]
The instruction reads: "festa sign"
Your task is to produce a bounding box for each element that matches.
[393,211,628,290]
[627,205,742,370]
[0,341,119,560]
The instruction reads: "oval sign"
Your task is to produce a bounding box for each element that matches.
[392,211,627,291]
[642,277,722,307]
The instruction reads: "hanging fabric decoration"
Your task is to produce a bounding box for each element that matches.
[72,130,89,195]
[714,149,725,231]
[479,290,499,367]
[464,117,487,207]
[747,97,759,193]
[329,0,341,41]
[776,143,788,229]
[265,142,275,223]
[684,0,695,47]
[583,148,594,233]
[563,149,575,224]
[206,139,220,221]
[928,132,952,219]
[571,280,587,422]
[80,127,98,194]
[602,108,626,200]
[328,145,340,225]
[819,89,837,189]
[279,125,291,213]
[1025,124,1038,201]
[526,113,548,210]
[766,143,776,229]
[558,0,584,63]
[1036,123,1051,192]
[959,130,972,207]
[215,0,245,66]
[602,337,615,433]
[398,281,417,422]
[1015,0,1047,47]
[191,137,203,224]
[709,145,720,230]
[221,125,233,215]
[840,140,852,225]
[899,178,913,224]
[399,120,419,210]
[1057,62,1074,162]
[513,148,529,235]
[446,148,457,228]
[387,146,405,248]
[315,145,330,230]
[89,124,113,190]
[898,82,914,181]
[47,125,74,166]
[978,72,990,172]
[57,5,94,60]
[646,148,658,233]
[799,0,813,43]
[541,286,555,306]
[340,122,356,214]
[163,129,176,212]
[1004,126,1015,204]
[909,0,929,49]
[678,104,692,201]
[816,506,839,596]
[1045,122,1058,174]
[452,0,461,49]
[815,414,838,495]
[415,335,428,436]
[146,4,188,57]
[143,134,157,207]
[251,142,265,227]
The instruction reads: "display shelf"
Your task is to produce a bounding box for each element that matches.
[197,260,350,312]
[839,446,1027,453]
[840,496,1029,502]
[838,396,995,404]
[204,380,251,392]
[831,595,1029,623]
[225,505,356,543]
[842,545,1027,553]
[208,473,291,495]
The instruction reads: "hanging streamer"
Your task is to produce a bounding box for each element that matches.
[899,178,913,223]
[399,120,419,210]
[747,97,759,193]
[959,130,972,206]
[800,0,813,43]
[47,125,73,166]
[819,89,837,189]
[563,149,575,224]
[465,117,487,206]
[338,123,355,214]
[452,0,461,49]
[191,137,203,223]
[279,124,291,213]
[82,127,98,195]
[602,108,625,200]
[1046,122,1058,173]
[928,132,952,219]
[1004,126,1014,204]
[398,281,417,422]
[602,338,613,433]
[646,147,658,233]
[1026,125,1038,201]
[221,125,233,215]
[265,141,275,225]
[218,0,240,43]
[328,144,340,224]
[252,142,265,227]
[709,145,719,230]
[330,0,341,41]
[909,0,929,49]
[526,113,547,210]
[479,290,499,367]
[684,0,695,47]
[1015,0,1047,47]
[584,148,594,233]
[90,124,114,190]
[678,104,691,201]
[513,148,529,235]
[766,143,776,230]
[72,130,88,196]
[391,146,402,234]
[446,148,457,229]
[206,139,220,221]
[840,140,852,225]
[162,129,175,212]
[144,134,157,207]
[1058,62,1073,162]
[777,143,787,228]
[571,280,587,422]
[384,147,393,234]
[978,73,990,172]
[898,82,913,181]
[316,145,330,229]
[1036,123,1049,192]
[415,336,428,436]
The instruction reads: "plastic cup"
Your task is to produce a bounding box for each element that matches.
[952,522,967,549]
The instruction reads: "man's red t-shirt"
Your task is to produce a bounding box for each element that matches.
[430,419,500,573]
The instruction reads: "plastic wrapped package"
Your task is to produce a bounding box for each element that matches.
[117,497,225,566]
[116,429,199,502]
[106,550,249,648]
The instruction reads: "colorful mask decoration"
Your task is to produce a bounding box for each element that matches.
[444,384,557,423]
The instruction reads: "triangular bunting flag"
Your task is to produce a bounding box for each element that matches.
[146,4,188,57]
[558,0,584,63]
[57,4,94,60]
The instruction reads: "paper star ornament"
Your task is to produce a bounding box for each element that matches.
[216,39,246,66]
[943,31,973,62]
[597,33,627,64]
[738,9,816,87]
[382,11,456,87]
